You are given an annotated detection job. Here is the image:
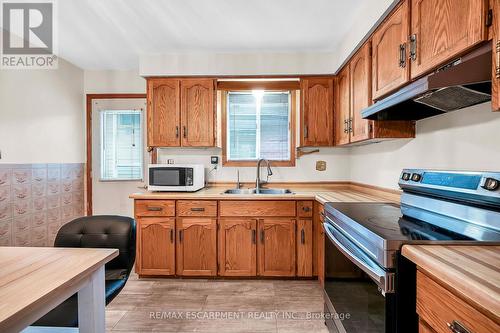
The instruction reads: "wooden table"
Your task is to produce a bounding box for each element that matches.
[0,247,118,333]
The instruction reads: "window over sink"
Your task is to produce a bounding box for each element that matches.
[221,89,296,166]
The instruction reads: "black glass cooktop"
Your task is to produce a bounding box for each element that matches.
[325,202,485,242]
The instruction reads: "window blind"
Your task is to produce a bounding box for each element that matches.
[227,91,290,161]
[100,110,143,180]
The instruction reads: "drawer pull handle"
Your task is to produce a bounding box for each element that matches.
[447,321,471,333]
[191,207,205,212]
[302,206,311,212]
[175,126,179,138]
[399,43,406,68]
[179,230,183,242]
[301,229,305,244]
[147,206,163,211]
[260,230,265,244]
[170,229,174,243]
[252,229,256,244]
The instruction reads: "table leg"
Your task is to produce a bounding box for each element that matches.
[78,266,105,333]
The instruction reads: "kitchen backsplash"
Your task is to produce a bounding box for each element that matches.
[0,163,85,247]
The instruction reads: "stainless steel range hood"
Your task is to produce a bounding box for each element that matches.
[362,44,492,121]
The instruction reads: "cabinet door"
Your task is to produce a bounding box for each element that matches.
[372,0,410,100]
[219,218,257,276]
[313,202,324,277]
[296,219,313,277]
[334,66,351,146]
[136,217,175,275]
[147,78,180,147]
[180,79,215,147]
[410,0,488,79]
[492,0,500,112]
[258,218,296,277]
[176,217,217,276]
[300,78,334,146]
[350,42,373,143]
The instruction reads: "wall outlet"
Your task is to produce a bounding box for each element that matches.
[211,156,219,165]
[316,160,327,171]
[167,159,174,164]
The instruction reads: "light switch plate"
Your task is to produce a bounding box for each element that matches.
[316,160,326,171]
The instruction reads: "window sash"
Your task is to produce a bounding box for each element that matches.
[100,109,144,181]
[226,91,291,162]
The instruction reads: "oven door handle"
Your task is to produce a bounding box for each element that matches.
[323,222,395,294]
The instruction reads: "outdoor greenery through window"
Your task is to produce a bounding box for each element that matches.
[100,110,143,180]
[227,91,291,162]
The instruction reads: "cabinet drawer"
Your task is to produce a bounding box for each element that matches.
[177,200,217,217]
[135,200,175,217]
[417,271,499,333]
[297,201,313,217]
[220,201,296,217]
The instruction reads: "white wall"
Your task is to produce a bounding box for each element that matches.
[0,59,84,163]
[157,148,350,183]
[349,103,500,189]
[84,69,145,93]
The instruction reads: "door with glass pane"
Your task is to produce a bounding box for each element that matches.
[92,98,148,216]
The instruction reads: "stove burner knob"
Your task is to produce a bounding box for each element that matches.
[411,173,422,182]
[401,173,411,181]
[482,177,499,191]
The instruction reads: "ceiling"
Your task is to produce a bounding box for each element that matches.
[57,0,378,70]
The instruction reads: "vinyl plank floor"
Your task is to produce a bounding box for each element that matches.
[106,274,325,333]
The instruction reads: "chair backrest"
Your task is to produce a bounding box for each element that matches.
[55,215,136,275]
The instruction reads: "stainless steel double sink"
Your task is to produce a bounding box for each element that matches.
[223,188,293,195]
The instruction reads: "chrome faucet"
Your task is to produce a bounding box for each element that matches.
[236,169,241,189]
[255,159,273,193]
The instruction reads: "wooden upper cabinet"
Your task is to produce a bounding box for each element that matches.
[372,0,410,100]
[136,218,175,276]
[300,77,334,146]
[258,218,296,277]
[334,66,351,146]
[350,42,373,143]
[296,219,313,277]
[492,0,500,112]
[219,218,257,277]
[176,217,217,276]
[147,79,180,147]
[180,79,216,147]
[409,0,488,79]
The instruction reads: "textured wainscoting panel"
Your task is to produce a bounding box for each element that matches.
[0,163,84,246]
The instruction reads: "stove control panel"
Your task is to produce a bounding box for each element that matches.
[399,169,500,208]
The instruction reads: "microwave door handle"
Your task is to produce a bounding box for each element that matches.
[323,223,395,294]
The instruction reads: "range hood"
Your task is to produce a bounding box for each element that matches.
[362,43,492,121]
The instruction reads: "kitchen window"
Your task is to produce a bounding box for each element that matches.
[100,110,143,181]
[222,90,296,166]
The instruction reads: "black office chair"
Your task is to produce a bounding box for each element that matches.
[33,215,136,327]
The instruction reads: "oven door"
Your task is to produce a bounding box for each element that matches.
[323,222,396,333]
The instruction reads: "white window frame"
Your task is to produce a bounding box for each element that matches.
[99,109,144,182]
[226,90,292,162]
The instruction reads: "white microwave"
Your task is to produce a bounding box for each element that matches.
[148,164,205,192]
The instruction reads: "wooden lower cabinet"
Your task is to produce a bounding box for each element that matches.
[417,270,499,333]
[258,218,296,277]
[218,218,257,276]
[136,218,175,276]
[314,203,325,286]
[296,219,313,277]
[176,217,217,276]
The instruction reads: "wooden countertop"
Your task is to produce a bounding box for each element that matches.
[402,245,500,324]
[0,247,118,332]
[129,183,401,204]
